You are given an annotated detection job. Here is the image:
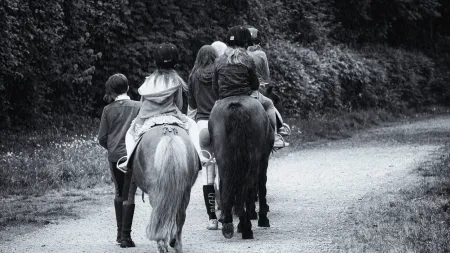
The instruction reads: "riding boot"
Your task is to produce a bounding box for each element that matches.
[203,185,218,230]
[120,204,136,248]
[114,199,123,243]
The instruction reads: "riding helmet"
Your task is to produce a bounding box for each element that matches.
[226,26,252,48]
[154,43,179,69]
[248,27,261,46]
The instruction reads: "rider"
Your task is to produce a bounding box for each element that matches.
[98,74,140,246]
[214,26,288,148]
[247,27,291,137]
[117,43,209,172]
[188,45,220,230]
[211,41,227,57]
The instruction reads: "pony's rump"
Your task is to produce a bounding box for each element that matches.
[210,96,266,213]
[132,125,198,242]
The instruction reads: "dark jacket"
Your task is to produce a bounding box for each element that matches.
[188,69,219,121]
[98,99,140,162]
[213,51,259,99]
[247,47,270,85]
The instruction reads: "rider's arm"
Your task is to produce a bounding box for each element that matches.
[187,74,197,109]
[248,59,260,91]
[97,108,109,149]
[213,64,220,98]
[174,86,184,111]
[262,52,270,84]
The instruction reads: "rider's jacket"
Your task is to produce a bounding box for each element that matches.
[213,48,259,99]
[187,66,219,121]
[98,98,140,162]
[247,47,270,85]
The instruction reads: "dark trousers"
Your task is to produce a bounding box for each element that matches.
[110,162,125,199]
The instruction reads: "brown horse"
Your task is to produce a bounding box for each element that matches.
[129,125,200,253]
[209,95,274,239]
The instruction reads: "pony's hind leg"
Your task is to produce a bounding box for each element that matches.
[248,187,258,220]
[172,230,183,253]
[157,240,168,253]
[221,208,234,239]
[240,194,254,239]
[258,158,270,228]
[171,207,186,252]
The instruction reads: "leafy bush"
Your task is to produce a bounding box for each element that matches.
[267,41,435,117]
[0,0,449,128]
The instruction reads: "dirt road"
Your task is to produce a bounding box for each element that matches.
[1,115,449,253]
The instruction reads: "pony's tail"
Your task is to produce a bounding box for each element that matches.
[221,102,256,214]
[146,135,189,241]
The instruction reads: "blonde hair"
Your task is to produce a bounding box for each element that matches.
[223,47,252,67]
[139,69,187,95]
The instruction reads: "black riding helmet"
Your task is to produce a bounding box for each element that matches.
[226,26,252,48]
[248,27,261,46]
[154,43,179,69]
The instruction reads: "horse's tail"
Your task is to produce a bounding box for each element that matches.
[221,102,257,214]
[146,134,190,241]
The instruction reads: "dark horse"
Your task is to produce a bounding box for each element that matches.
[209,95,274,239]
[129,125,200,253]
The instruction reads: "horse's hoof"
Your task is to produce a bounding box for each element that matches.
[169,239,176,248]
[242,229,254,239]
[258,216,270,227]
[249,210,258,220]
[222,223,234,239]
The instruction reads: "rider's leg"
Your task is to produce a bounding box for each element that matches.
[120,170,137,248]
[187,117,209,165]
[117,129,136,172]
[257,93,289,148]
[198,120,218,230]
[110,162,125,243]
[203,164,218,230]
[275,108,291,136]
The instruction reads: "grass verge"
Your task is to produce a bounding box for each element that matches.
[337,147,450,252]
[284,106,450,147]
[0,115,110,197]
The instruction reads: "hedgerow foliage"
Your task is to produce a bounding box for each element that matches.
[0,0,449,128]
[268,41,435,118]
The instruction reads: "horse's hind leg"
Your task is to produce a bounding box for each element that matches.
[258,158,270,227]
[157,240,168,253]
[221,208,234,239]
[171,208,186,253]
[248,187,258,220]
[240,196,254,239]
[220,178,235,239]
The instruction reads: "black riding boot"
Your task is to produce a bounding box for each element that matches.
[114,199,123,243]
[120,204,136,248]
[203,185,218,230]
[203,185,217,220]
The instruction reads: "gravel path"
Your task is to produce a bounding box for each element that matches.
[1,115,448,253]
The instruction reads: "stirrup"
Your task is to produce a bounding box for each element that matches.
[273,134,289,149]
[116,156,128,173]
[200,150,215,166]
[281,123,292,136]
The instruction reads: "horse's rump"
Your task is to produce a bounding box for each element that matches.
[210,96,273,214]
[131,125,199,241]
